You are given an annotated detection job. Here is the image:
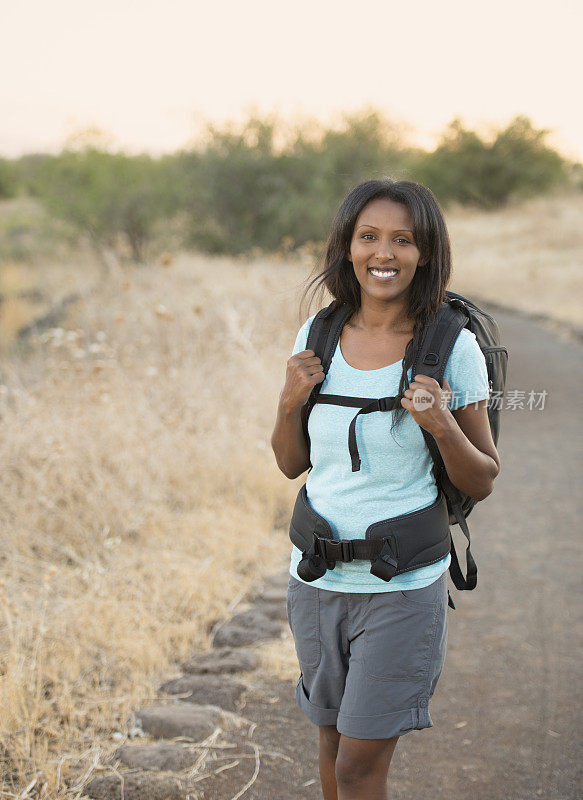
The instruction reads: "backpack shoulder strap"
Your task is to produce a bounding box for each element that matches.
[306,301,353,398]
[305,300,353,370]
[302,301,353,440]
[421,423,478,591]
[413,299,478,591]
[411,300,469,385]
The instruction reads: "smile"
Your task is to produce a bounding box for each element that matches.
[368,267,399,279]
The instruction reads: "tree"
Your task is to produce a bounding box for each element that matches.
[0,158,16,199]
[35,148,172,263]
[416,116,566,209]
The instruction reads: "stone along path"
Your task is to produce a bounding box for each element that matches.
[85,304,582,800]
[85,567,324,800]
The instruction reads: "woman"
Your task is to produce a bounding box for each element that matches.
[271,179,500,800]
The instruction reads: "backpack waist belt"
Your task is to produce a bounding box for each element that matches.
[289,484,451,582]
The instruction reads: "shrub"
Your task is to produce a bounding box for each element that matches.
[3,111,573,258]
[0,158,17,199]
[416,115,567,209]
[34,149,173,261]
[177,111,416,255]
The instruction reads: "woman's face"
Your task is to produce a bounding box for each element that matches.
[347,197,425,310]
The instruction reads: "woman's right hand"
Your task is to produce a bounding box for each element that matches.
[280,349,325,411]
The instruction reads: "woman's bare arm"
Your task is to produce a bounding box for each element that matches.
[434,399,500,500]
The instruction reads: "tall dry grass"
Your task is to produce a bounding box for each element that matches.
[0,251,310,796]
[448,188,583,330]
[0,188,581,797]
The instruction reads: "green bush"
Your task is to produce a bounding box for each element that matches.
[415,116,566,209]
[0,158,17,199]
[175,111,417,255]
[176,118,293,253]
[8,154,53,197]
[34,149,174,261]
[2,111,574,259]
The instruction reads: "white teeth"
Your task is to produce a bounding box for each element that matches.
[370,268,398,277]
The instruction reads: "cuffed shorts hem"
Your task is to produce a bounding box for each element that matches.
[295,674,433,739]
[337,704,433,739]
[295,675,339,727]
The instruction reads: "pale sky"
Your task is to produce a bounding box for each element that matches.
[0,0,581,159]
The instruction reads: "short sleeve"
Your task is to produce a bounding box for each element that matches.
[291,314,317,356]
[443,328,490,410]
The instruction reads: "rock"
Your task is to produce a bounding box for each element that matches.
[85,771,191,800]
[258,587,287,603]
[252,598,288,622]
[181,647,259,675]
[264,570,291,590]
[134,704,221,741]
[229,608,282,629]
[111,742,199,772]
[212,624,259,647]
[159,674,246,711]
[213,609,282,648]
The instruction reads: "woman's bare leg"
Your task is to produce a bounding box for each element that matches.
[318,725,342,800]
[334,733,399,800]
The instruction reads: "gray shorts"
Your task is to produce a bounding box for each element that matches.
[286,571,449,740]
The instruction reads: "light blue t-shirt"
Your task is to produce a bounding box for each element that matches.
[288,313,490,593]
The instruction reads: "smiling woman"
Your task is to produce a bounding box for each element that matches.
[348,200,425,301]
[340,198,428,371]
[271,178,501,800]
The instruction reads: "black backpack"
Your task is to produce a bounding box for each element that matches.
[302,290,508,594]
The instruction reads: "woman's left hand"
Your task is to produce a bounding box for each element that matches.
[401,375,455,438]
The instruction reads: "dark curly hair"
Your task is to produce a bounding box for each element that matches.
[301,178,452,435]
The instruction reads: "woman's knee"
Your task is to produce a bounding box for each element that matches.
[319,724,341,754]
[335,735,399,785]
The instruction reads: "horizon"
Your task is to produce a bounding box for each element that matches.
[0,108,579,163]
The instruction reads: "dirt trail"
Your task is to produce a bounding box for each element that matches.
[86,304,582,800]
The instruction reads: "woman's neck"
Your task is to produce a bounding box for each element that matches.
[351,298,414,335]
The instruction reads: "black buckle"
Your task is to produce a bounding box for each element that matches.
[341,541,354,562]
[320,539,354,562]
[370,537,399,582]
[422,352,440,366]
[378,396,394,412]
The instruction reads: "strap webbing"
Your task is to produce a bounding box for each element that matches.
[447,498,477,590]
[347,398,399,471]
[314,394,399,471]
[421,427,477,590]
[315,394,380,408]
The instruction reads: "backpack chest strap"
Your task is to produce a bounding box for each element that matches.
[314,393,400,471]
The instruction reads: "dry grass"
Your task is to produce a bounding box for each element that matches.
[448,188,583,330]
[0,188,581,797]
[0,251,310,797]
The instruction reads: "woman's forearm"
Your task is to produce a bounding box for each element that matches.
[432,417,499,501]
[271,398,311,479]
